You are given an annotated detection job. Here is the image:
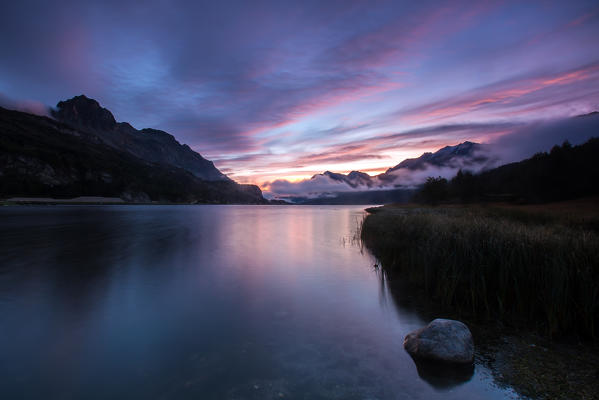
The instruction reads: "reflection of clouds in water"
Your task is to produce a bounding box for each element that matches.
[0,205,518,399]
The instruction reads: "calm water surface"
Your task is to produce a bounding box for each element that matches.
[0,205,518,399]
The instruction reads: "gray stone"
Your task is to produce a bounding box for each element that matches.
[404,319,474,364]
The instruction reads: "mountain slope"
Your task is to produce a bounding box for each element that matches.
[466,138,599,202]
[284,141,487,204]
[384,141,488,173]
[51,95,228,181]
[321,170,378,188]
[0,106,266,203]
[306,141,488,192]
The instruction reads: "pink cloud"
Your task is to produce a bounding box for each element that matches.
[0,92,50,117]
[403,63,599,123]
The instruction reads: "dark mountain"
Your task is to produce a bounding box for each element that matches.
[414,135,599,204]
[461,137,599,203]
[52,95,227,181]
[577,111,599,118]
[0,104,266,204]
[383,141,489,174]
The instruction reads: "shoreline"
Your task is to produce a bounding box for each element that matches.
[1,196,291,206]
[382,276,599,400]
[360,201,599,399]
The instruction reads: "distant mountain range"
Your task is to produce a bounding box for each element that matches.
[292,112,599,204]
[329,141,488,188]
[4,95,596,205]
[0,95,268,203]
[278,141,494,204]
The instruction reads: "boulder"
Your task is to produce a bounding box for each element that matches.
[404,319,474,364]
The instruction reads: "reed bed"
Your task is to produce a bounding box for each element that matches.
[360,206,599,338]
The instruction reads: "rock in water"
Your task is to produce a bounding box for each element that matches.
[404,319,474,364]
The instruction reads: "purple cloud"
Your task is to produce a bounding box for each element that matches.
[1,0,598,184]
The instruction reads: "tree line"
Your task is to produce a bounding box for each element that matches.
[415,138,599,204]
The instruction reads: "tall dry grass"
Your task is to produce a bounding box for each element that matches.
[360,207,599,338]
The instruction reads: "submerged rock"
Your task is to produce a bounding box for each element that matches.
[404,319,474,364]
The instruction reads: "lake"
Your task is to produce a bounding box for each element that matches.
[0,205,517,399]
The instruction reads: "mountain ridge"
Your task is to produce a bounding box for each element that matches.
[51,95,228,181]
[385,141,487,173]
[307,140,490,191]
[0,100,267,204]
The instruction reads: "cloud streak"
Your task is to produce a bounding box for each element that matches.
[401,63,599,123]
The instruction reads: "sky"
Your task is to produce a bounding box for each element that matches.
[1,0,598,188]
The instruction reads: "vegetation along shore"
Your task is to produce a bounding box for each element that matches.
[360,198,599,399]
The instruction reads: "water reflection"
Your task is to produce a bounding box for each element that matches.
[373,262,479,391]
[411,357,475,390]
[0,205,513,399]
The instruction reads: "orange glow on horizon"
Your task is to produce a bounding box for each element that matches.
[230,149,427,188]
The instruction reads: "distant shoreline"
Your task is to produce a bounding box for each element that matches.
[3,196,126,204]
[1,196,292,205]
